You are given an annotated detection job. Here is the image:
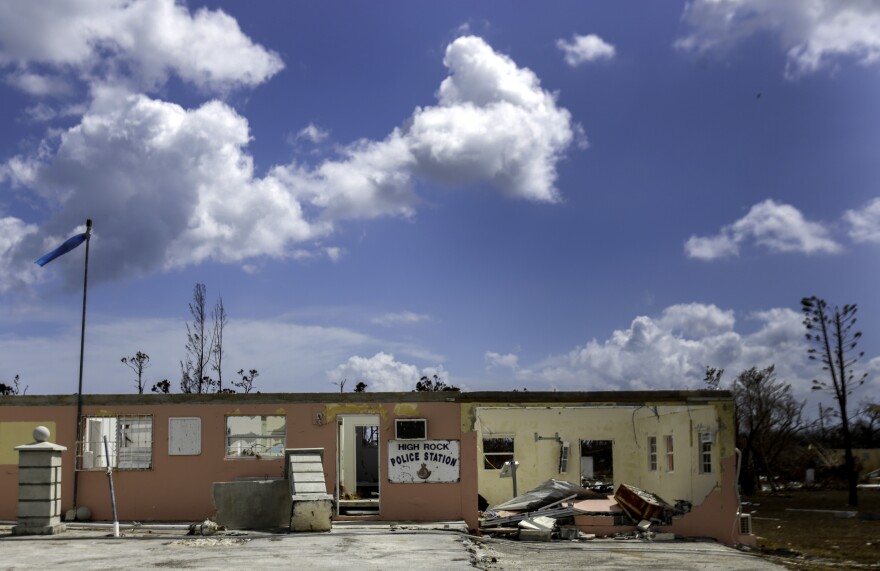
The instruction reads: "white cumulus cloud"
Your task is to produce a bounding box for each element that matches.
[844,197,880,243]
[485,351,519,369]
[0,0,284,93]
[1,36,581,289]
[557,34,616,66]
[516,303,816,397]
[676,0,880,78]
[327,352,447,392]
[296,123,330,144]
[2,87,325,287]
[685,199,842,260]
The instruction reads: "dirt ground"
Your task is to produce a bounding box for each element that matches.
[744,489,880,570]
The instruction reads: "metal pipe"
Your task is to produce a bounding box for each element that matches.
[72,218,92,513]
[102,435,119,537]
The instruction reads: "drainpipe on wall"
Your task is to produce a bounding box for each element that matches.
[731,447,743,544]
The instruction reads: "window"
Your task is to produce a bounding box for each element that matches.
[648,436,657,471]
[79,415,152,470]
[483,436,514,470]
[360,425,379,448]
[580,439,614,483]
[700,434,713,473]
[395,419,427,440]
[225,415,285,458]
[665,435,674,472]
[559,441,570,474]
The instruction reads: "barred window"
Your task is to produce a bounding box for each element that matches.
[225,415,285,458]
[665,435,674,472]
[648,436,657,471]
[79,415,153,470]
[482,436,514,470]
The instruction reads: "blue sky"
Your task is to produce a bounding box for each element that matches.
[1,1,879,408]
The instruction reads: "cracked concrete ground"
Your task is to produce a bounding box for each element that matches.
[0,523,783,570]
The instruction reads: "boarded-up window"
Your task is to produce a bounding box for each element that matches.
[169,417,201,455]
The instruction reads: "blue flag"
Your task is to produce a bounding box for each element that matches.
[35,232,88,267]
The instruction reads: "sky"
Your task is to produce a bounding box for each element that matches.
[0,0,879,411]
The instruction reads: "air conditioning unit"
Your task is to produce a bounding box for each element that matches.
[558,441,570,474]
[700,432,715,444]
[738,513,753,535]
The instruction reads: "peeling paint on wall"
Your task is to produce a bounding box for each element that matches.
[323,403,388,424]
[393,403,419,417]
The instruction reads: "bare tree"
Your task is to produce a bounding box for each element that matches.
[235,369,259,394]
[414,374,459,392]
[802,296,867,507]
[0,374,27,396]
[333,378,348,392]
[852,398,880,448]
[151,379,171,394]
[733,365,804,494]
[211,297,228,392]
[181,283,216,393]
[704,365,805,493]
[121,351,151,394]
[704,366,724,390]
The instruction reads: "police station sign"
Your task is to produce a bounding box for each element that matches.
[387,440,460,483]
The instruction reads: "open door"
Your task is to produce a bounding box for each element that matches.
[336,415,380,515]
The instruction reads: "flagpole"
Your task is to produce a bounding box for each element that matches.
[72,219,92,515]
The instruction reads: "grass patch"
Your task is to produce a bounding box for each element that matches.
[745,489,880,570]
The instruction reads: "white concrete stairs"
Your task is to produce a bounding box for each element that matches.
[285,448,333,532]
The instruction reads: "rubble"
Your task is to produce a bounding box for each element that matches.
[187,519,224,536]
[481,480,682,543]
[613,483,674,524]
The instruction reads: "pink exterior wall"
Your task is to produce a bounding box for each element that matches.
[2,390,738,539]
[573,455,754,546]
[0,395,480,530]
[665,454,754,546]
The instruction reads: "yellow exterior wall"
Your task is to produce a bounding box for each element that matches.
[0,421,57,465]
[475,401,733,508]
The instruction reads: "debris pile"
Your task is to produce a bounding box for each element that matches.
[187,519,225,536]
[479,479,601,541]
[480,480,683,542]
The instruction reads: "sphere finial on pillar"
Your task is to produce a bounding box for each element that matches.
[33,426,50,443]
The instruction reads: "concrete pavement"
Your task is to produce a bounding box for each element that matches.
[0,522,783,570]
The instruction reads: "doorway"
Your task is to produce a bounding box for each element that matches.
[336,415,380,515]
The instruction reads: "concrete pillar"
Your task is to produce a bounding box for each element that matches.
[13,426,67,535]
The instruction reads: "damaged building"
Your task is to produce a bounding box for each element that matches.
[0,390,754,545]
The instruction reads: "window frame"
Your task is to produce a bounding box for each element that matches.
[665,434,674,472]
[224,415,286,459]
[395,418,427,440]
[78,414,153,471]
[482,436,515,470]
[700,434,713,474]
[648,436,657,471]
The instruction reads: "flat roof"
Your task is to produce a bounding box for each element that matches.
[0,389,732,407]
